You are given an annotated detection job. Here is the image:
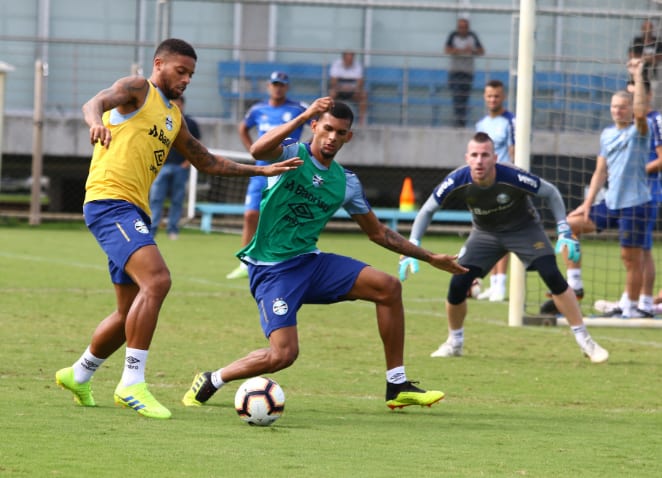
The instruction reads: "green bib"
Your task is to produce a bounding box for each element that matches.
[238,144,346,263]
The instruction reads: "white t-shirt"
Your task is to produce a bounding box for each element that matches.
[329,59,363,92]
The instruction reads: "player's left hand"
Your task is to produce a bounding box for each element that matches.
[427,254,468,275]
[398,256,420,281]
[262,157,304,176]
[555,221,581,262]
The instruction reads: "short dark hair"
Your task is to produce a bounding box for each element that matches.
[473,131,494,145]
[329,101,354,127]
[486,79,504,90]
[154,38,197,61]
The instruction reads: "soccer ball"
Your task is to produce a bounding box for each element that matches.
[467,278,482,299]
[234,376,285,426]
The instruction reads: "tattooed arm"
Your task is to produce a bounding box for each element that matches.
[172,120,302,178]
[351,211,467,275]
[82,75,149,148]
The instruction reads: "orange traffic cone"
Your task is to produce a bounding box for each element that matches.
[399,177,415,212]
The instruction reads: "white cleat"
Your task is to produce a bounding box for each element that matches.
[489,288,506,302]
[476,287,492,300]
[430,340,463,358]
[581,338,609,364]
[594,299,619,314]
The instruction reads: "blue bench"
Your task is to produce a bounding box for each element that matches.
[196,202,472,234]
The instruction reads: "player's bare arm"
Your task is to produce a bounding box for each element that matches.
[251,97,334,160]
[82,75,148,148]
[628,58,649,135]
[581,156,608,222]
[173,131,302,177]
[353,212,467,274]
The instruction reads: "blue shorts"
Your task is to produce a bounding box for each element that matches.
[244,176,267,211]
[590,201,656,250]
[247,253,367,337]
[244,159,269,212]
[84,200,155,284]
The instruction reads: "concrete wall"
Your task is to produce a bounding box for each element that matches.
[3,112,598,169]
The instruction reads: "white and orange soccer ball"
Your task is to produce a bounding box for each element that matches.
[234,376,285,426]
[467,278,482,299]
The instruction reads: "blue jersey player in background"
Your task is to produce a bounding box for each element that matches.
[474,79,516,302]
[563,58,653,319]
[226,71,310,279]
[594,72,662,316]
[399,132,608,364]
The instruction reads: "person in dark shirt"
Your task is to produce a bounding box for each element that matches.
[445,18,484,127]
[399,132,609,364]
[149,95,201,239]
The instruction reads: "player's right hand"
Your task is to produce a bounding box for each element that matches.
[398,256,420,281]
[89,124,112,148]
[555,221,581,262]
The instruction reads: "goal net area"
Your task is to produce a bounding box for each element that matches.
[520,1,662,326]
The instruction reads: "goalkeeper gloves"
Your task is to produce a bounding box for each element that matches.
[399,239,421,281]
[555,221,581,262]
[398,256,420,281]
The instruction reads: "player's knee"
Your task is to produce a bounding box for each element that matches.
[383,274,402,299]
[269,345,299,371]
[372,273,401,304]
[447,266,482,305]
[148,269,172,297]
[532,255,567,295]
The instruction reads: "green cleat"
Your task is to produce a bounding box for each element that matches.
[114,382,171,419]
[182,371,217,407]
[55,367,96,407]
[385,381,445,410]
[226,264,249,280]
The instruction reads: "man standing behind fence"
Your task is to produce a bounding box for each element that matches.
[226,71,309,280]
[445,18,484,127]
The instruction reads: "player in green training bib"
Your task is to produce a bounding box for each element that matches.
[183,98,468,410]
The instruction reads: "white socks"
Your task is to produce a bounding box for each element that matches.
[211,369,226,389]
[72,346,105,383]
[386,366,406,384]
[567,269,583,290]
[638,295,653,313]
[449,327,464,346]
[571,324,590,346]
[120,347,148,387]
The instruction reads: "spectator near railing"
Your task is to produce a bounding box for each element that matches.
[217,60,626,130]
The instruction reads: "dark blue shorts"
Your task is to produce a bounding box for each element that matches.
[247,253,367,337]
[84,200,155,284]
[590,201,656,250]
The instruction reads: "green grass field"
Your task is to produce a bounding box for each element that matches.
[1,223,660,477]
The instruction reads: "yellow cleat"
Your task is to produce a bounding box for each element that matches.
[114,382,171,419]
[55,367,96,407]
[385,381,445,410]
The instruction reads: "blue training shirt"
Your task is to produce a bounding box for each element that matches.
[599,123,651,209]
[243,99,309,165]
[475,110,515,163]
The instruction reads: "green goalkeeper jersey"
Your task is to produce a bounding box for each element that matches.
[238,143,347,263]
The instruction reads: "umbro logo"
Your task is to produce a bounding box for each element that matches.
[126,356,141,365]
[288,203,314,219]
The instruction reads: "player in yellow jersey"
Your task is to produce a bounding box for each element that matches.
[55,38,302,419]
